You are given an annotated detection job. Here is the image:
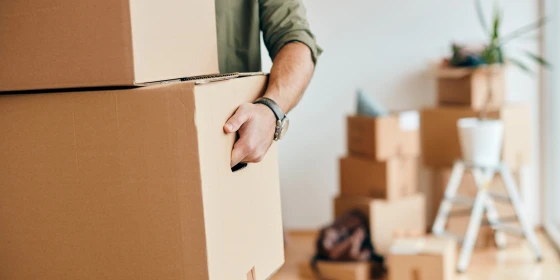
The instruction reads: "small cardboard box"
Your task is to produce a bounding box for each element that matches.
[299,261,375,280]
[388,237,456,280]
[437,65,505,110]
[446,218,496,248]
[347,111,420,160]
[0,0,219,91]
[334,194,426,254]
[0,75,283,280]
[420,104,530,169]
[339,156,418,200]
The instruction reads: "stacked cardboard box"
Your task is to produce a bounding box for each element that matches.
[334,112,426,255]
[422,65,531,248]
[0,2,284,280]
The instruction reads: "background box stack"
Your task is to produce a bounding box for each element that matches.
[421,65,531,248]
[334,111,426,255]
[0,1,284,280]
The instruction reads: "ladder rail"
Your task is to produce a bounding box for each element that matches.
[499,165,543,260]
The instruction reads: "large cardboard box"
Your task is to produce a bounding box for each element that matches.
[437,65,505,110]
[339,156,417,200]
[0,0,219,91]
[388,237,456,280]
[0,75,284,280]
[334,194,426,254]
[299,261,376,280]
[420,104,530,169]
[347,111,420,160]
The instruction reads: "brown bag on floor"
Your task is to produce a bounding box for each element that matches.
[312,209,386,279]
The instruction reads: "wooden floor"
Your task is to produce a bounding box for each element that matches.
[271,231,560,280]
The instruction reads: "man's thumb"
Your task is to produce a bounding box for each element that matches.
[224,106,250,133]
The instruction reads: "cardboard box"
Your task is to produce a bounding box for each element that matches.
[347,111,420,160]
[437,65,505,110]
[431,169,523,247]
[334,194,426,254]
[299,261,374,280]
[447,218,496,248]
[0,75,284,280]
[339,156,418,200]
[420,104,530,169]
[0,0,219,91]
[388,237,456,280]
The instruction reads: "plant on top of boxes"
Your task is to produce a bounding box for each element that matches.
[438,0,551,167]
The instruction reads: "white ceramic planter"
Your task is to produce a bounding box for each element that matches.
[457,118,504,167]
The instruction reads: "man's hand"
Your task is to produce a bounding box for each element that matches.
[224,103,276,167]
[224,42,315,168]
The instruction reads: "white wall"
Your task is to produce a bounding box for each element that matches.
[261,0,542,230]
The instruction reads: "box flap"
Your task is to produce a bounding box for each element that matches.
[390,237,452,256]
[389,239,426,255]
[398,110,420,131]
[438,65,504,79]
[421,238,453,255]
[437,67,474,78]
[194,72,266,85]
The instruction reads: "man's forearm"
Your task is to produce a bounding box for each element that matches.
[264,42,315,113]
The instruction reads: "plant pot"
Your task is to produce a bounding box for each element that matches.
[457,118,504,167]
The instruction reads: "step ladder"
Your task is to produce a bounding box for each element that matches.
[431,160,542,273]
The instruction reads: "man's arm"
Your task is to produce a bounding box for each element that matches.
[264,42,314,113]
[224,0,321,167]
[224,42,315,167]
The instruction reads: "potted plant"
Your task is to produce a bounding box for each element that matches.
[449,0,551,167]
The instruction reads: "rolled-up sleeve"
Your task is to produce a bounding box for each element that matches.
[259,0,323,64]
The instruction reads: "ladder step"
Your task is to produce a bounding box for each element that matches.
[446,195,475,205]
[488,192,512,203]
[480,215,518,226]
[500,215,519,223]
[448,209,472,217]
[499,215,519,224]
[492,225,525,237]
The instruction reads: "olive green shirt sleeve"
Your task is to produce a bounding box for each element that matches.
[259,0,323,64]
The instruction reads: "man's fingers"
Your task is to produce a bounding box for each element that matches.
[231,140,251,167]
[224,105,251,133]
[230,138,266,167]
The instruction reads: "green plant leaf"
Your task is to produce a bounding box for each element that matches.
[508,57,533,74]
[475,0,489,34]
[492,1,500,41]
[499,17,551,45]
[524,51,553,68]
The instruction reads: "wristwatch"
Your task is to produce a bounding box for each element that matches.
[254,97,290,141]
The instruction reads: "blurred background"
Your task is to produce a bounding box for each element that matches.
[264,0,560,278]
[263,0,544,231]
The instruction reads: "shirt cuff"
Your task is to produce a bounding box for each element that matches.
[269,30,323,65]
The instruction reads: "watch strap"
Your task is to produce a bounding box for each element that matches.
[254,97,285,121]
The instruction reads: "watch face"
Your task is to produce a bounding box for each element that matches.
[279,118,290,140]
